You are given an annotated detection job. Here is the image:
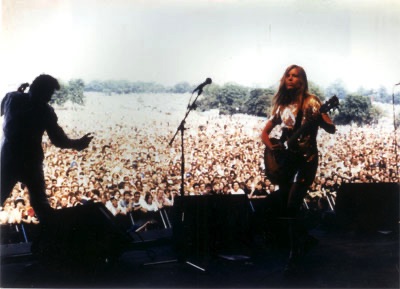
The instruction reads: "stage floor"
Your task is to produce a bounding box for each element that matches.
[1,227,399,288]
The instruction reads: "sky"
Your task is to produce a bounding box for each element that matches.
[1,0,400,94]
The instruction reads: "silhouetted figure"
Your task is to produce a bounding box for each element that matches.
[1,74,93,222]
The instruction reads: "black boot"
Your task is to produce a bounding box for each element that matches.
[283,250,300,276]
[298,234,319,258]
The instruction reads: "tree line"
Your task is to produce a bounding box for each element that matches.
[53,78,400,127]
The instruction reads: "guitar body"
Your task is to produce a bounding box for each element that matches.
[264,138,297,185]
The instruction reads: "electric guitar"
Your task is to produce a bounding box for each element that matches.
[264,95,339,184]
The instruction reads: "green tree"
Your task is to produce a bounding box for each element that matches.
[51,79,86,106]
[334,93,379,125]
[51,84,69,106]
[197,83,249,115]
[196,84,221,111]
[171,82,192,93]
[85,80,103,92]
[357,86,391,103]
[325,79,347,100]
[243,88,274,117]
[67,79,85,105]
[356,86,374,98]
[113,80,132,94]
[375,86,391,103]
[309,81,325,101]
[370,105,384,124]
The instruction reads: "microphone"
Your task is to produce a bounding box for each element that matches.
[192,78,212,94]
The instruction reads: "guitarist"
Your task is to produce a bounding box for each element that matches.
[261,65,336,275]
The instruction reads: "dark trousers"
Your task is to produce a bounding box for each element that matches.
[278,155,318,258]
[1,145,51,222]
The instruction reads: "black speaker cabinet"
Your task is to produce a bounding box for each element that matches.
[32,202,132,266]
[172,195,252,258]
[335,183,399,232]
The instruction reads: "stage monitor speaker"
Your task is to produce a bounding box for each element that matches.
[335,183,399,232]
[172,195,252,258]
[32,202,132,266]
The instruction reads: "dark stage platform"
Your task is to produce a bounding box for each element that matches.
[1,226,399,288]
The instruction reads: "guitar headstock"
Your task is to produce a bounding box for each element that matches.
[321,95,339,114]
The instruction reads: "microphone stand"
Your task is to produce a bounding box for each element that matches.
[149,88,206,272]
[169,88,204,197]
[392,85,399,177]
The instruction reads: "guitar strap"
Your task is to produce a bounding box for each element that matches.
[293,105,303,134]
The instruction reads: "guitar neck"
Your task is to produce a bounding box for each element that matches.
[279,95,338,150]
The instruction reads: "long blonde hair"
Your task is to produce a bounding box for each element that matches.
[271,64,310,114]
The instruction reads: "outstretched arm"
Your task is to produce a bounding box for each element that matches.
[46,112,93,151]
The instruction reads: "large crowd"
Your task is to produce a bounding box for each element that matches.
[1,93,399,230]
